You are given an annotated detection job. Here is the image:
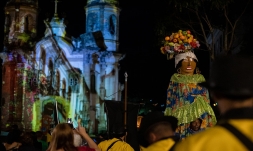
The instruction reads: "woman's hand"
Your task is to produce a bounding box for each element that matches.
[76,122,87,136]
[4,142,22,150]
[75,121,101,151]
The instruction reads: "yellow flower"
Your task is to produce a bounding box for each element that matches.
[201,119,207,128]
[188,83,197,89]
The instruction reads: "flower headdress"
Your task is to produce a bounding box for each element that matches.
[160,30,200,59]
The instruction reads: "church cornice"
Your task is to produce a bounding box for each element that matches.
[86,0,118,7]
[85,3,120,10]
[6,1,38,9]
[87,3,117,7]
[5,5,38,13]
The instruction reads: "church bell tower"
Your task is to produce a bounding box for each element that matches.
[4,0,38,42]
[1,0,38,131]
[85,0,120,51]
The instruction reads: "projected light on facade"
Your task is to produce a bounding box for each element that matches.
[0,0,123,134]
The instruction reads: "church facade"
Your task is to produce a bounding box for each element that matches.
[0,0,123,134]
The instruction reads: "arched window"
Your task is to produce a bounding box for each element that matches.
[48,58,53,71]
[62,78,66,98]
[48,58,54,85]
[91,73,96,93]
[109,15,116,35]
[67,86,72,101]
[56,70,60,91]
[62,79,66,89]
[4,14,11,33]
[23,14,33,33]
[40,49,46,72]
[24,16,29,32]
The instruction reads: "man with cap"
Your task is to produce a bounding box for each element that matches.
[138,111,179,151]
[173,55,253,151]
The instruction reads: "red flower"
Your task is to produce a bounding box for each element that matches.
[165,45,170,51]
[160,47,167,54]
[179,45,185,50]
[190,42,197,48]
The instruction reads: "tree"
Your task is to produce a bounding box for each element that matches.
[153,0,253,60]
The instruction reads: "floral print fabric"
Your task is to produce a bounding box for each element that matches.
[164,73,217,139]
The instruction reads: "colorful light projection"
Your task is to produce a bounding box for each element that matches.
[32,96,71,132]
[1,0,122,135]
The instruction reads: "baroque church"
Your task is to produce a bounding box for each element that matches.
[0,0,123,134]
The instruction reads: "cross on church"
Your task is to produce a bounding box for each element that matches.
[52,0,61,17]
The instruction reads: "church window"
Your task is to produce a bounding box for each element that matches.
[5,14,10,26]
[74,78,78,85]
[69,78,78,86]
[91,74,95,93]
[56,71,60,91]
[48,58,53,71]
[62,78,66,98]
[67,86,72,100]
[22,14,33,33]
[24,16,29,32]
[109,15,116,35]
[70,78,73,86]
[87,13,98,32]
[40,49,46,72]
[4,14,11,33]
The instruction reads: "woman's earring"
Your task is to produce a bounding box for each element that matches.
[177,68,181,74]
[196,67,201,74]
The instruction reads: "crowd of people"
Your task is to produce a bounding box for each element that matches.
[1,54,253,151]
[0,121,134,151]
[139,55,253,151]
[1,124,48,151]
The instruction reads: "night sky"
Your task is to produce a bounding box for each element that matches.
[0,0,211,109]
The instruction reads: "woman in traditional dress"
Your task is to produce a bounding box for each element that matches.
[161,30,217,139]
[164,51,217,139]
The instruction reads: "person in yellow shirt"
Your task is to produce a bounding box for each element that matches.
[138,111,179,151]
[98,126,134,151]
[46,129,52,146]
[173,55,253,151]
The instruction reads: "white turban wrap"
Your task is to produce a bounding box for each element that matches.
[73,133,83,147]
[175,52,198,68]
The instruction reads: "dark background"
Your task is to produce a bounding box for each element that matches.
[0,0,211,110]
